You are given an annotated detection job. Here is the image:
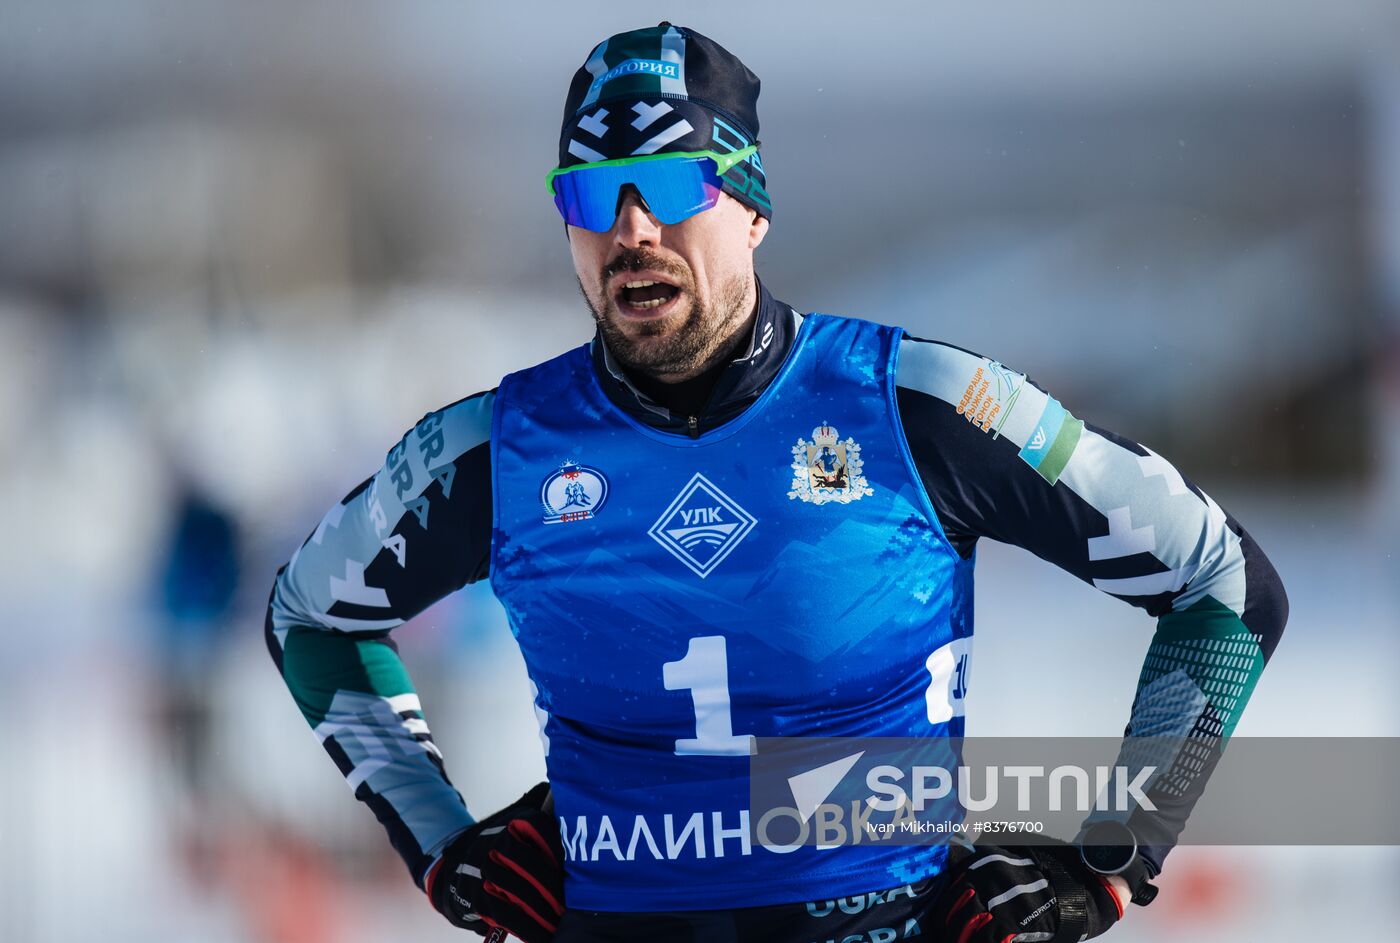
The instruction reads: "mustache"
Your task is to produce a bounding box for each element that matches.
[602,249,690,286]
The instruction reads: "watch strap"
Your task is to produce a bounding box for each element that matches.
[1118,857,1159,906]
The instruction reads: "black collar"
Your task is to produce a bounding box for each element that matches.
[590,279,801,437]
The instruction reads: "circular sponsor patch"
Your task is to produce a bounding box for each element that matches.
[540,463,609,524]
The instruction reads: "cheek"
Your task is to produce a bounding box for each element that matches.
[569,233,609,289]
[712,205,758,267]
[676,210,751,289]
[694,244,743,293]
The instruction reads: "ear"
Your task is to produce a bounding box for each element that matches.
[748,210,770,250]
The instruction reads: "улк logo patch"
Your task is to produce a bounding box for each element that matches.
[788,423,873,505]
[649,473,757,578]
[541,462,609,524]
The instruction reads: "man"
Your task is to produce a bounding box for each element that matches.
[267,23,1287,943]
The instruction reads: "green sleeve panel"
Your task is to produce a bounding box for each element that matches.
[1137,596,1268,744]
[272,623,473,885]
[1102,592,1280,874]
[280,624,419,727]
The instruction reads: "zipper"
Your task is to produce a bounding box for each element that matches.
[687,415,700,438]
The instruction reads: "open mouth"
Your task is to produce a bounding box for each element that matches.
[614,277,682,315]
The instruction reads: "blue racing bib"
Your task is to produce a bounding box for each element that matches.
[491,314,972,910]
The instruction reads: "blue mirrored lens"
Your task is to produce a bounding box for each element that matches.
[552,156,725,232]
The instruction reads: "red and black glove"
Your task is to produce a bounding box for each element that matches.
[928,837,1125,943]
[426,782,565,942]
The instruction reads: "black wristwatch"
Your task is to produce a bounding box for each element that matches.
[1078,820,1159,907]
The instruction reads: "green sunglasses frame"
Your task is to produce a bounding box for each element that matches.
[545,144,759,196]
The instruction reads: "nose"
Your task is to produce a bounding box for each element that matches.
[613,185,662,247]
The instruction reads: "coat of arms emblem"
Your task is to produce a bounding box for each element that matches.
[788,423,873,504]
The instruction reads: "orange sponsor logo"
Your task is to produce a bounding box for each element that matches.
[956,366,1002,433]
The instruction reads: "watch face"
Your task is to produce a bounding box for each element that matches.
[1081,841,1134,874]
[1080,820,1137,874]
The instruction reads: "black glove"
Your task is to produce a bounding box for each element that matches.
[426,782,565,942]
[928,837,1124,943]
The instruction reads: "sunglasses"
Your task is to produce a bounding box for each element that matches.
[546,144,759,232]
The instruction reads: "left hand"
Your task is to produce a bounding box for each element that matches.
[426,782,565,942]
[927,837,1126,942]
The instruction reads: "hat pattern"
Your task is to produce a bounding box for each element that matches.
[559,24,771,218]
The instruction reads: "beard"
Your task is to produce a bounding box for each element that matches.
[580,248,754,380]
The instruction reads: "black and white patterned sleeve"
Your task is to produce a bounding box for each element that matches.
[264,389,495,887]
[894,335,1287,876]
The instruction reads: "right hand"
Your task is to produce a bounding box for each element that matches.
[927,836,1125,942]
[426,782,565,941]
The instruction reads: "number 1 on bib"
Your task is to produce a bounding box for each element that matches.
[662,635,754,756]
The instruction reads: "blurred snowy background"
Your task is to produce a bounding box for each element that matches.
[1,2,1397,941]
